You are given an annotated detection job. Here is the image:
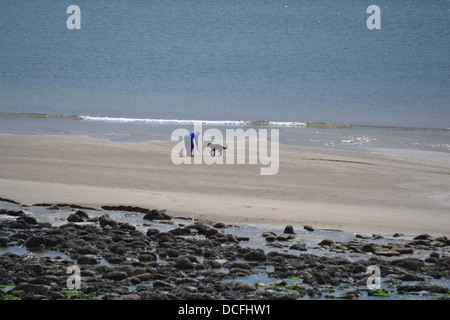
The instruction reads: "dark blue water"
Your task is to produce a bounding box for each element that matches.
[1,0,449,127]
[0,1,449,153]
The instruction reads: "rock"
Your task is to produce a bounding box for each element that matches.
[117,294,140,300]
[275,280,287,286]
[91,264,111,275]
[303,272,327,286]
[76,245,97,255]
[7,219,29,229]
[430,251,440,259]
[374,250,400,257]
[318,239,334,246]
[138,252,157,262]
[194,223,217,237]
[262,231,276,238]
[67,213,83,222]
[244,249,266,262]
[74,210,89,221]
[105,255,126,264]
[228,262,252,270]
[77,255,98,265]
[289,242,307,251]
[231,282,257,292]
[13,283,50,295]
[277,234,295,241]
[283,225,294,234]
[397,273,425,282]
[166,249,179,258]
[143,209,171,221]
[156,232,176,244]
[398,283,448,294]
[303,225,314,232]
[413,233,432,240]
[335,290,361,300]
[169,228,191,236]
[103,271,128,281]
[23,263,42,275]
[146,229,160,237]
[153,280,173,288]
[0,197,20,204]
[119,223,136,231]
[205,228,219,238]
[424,257,438,264]
[393,233,403,238]
[264,236,276,242]
[76,243,97,254]
[0,237,8,246]
[361,243,375,253]
[174,257,194,270]
[213,222,226,228]
[229,268,252,276]
[18,216,38,225]
[0,209,25,217]
[25,236,45,249]
[390,258,425,271]
[135,273,154,281]
[352,264,367,274]
[129,267,153,277]
[101,205,150,213]
[392,246,414,255]
[99,215,118,228]
[411,239,431,246]
[435,236,449,245]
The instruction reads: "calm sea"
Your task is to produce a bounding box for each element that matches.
[1,1,449,151]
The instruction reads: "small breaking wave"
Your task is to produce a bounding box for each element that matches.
[0,113,83,120]
[1,113,449,132]
[81,116,308,127]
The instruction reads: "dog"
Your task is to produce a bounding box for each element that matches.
[207,142,227,157]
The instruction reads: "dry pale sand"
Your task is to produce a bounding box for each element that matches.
[0,134,449,236]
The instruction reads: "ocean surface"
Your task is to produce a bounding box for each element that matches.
[1,1,449,152]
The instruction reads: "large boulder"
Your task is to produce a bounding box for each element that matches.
[143,209,171,221]
[25,236,45,249]
[390,258,424,272]
[67,210,90,222]
[283,225,295,234]
[174,257,194,270]
[99,215,118,228]
[244,249,267,262]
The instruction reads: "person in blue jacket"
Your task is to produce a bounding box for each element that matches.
[184,131,199,157]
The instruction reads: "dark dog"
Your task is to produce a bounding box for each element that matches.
[207,143,227,156]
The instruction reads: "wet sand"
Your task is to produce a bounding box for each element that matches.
[0,134,449,236]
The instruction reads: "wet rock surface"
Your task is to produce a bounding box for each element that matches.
[0,201,449,300]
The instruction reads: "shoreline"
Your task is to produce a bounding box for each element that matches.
[0,134,449,236]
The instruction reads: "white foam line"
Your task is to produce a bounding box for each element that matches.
[81,116,306,127]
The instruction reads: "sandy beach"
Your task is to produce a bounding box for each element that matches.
[0,134,449,236]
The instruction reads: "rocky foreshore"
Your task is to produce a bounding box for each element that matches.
[0,202,449,300]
